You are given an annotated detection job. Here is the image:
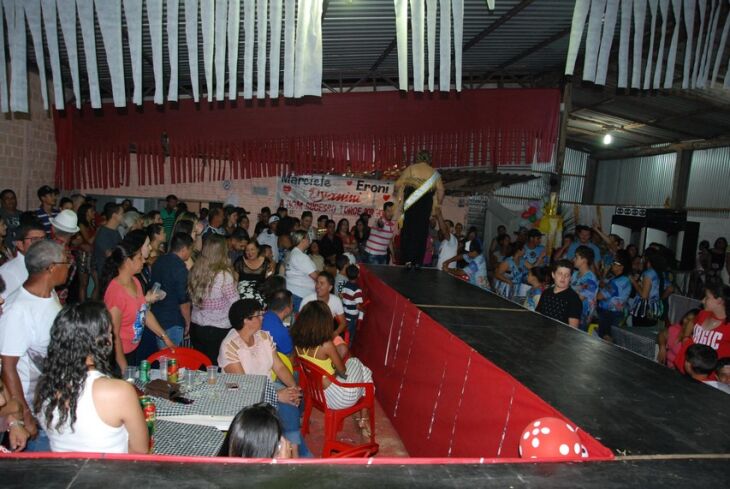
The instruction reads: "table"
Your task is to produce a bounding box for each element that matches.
[154,420,225,457]
[611,326,660,361]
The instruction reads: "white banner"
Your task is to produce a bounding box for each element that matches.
[276,175,395,221]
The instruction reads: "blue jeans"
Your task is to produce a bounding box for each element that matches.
[273,381,312,457]
[366,252,387,265]
[24,429,51,452]
[292,294,303,313]
[156,325,185,350]
[346,315,358,346]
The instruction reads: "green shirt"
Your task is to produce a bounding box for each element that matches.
[160,207,177,242]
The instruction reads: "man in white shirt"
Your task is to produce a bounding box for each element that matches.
[0,221,47,299]
[435,208,458,270]
[257,215,280,259]
[0,240,68,451]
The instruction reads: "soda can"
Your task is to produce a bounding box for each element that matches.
[168,358,178,383]
[139,360,151,383]
[139,396,156,453]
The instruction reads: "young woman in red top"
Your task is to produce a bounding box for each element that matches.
[674,284,730,373]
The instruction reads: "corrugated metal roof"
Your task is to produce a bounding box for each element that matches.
[594,153,677,206]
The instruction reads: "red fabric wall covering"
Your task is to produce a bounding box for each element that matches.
[53,90,560,189]
[355,267,613,460]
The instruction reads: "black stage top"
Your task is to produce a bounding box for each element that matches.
[367,266,730,457]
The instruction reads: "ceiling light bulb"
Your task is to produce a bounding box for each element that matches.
[602,133,613,145]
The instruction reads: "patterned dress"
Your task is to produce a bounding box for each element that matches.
[571,269,599,329]
[630,268,663,320]
[494,256,525,301]
[462,253,489,291]
[599,275,632,314]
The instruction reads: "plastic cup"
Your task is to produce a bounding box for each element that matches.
[158,356,168,381]
[207,366,218,385]
[124,366,138,382]
[185,368,196,387]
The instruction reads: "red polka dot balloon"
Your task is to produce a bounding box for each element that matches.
[518,417,587,460]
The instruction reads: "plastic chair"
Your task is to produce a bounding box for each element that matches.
[271,352,294,382]
[297,357,378,458]
[328,443,379,458]
[147,347,212,370]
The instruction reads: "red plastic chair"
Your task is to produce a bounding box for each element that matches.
[147,347,212,370]
[297,357,378,458]
[328,443,379,458]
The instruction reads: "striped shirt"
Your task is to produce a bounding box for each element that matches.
[341,281,363,319]
[36,207,59,238]
[364,219,395,256]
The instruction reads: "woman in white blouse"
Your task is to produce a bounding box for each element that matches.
[285,230,318,313]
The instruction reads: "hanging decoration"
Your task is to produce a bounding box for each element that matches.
[0,0,324,113]
[566,0,730,90]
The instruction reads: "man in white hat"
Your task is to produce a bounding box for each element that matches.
[257,215,280,260]
[49,210,80,304]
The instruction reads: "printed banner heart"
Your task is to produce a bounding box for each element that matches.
[383,194,390,201]
[346,180,353,186]
[283,185,292,193]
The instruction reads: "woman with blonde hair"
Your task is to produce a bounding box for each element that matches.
[189,234,240,363]
[172,212,204,268]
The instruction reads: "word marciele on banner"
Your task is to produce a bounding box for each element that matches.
[277,175,395,221]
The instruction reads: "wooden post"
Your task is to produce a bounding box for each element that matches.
[553,79,572,193]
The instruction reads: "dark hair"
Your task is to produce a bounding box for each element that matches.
[123,229,148,252]
[574,245,595,266]
[261,207,271,214]
[552,259,574,273]
[318,270,335,289]
[77,203,94,228]
[166,194,178,202]
[100,241,142,294]
[346,264,360,281]
[260,275,287,303]
[0,188,16,199]
[326,219,336,227]
[0,274,5,294]
[705,283,730,318]
[59,197,72,208]
[290,301,335,348]
[415,149,432,164]
[175,219,194,236]
[268,289,293,313]
[317,214,328,222]
[337,219,349,234]
[277,207,287,214]
[103,202,122,220]
[228,299,264,331]
[229,228,249,241]
[34,302,114,431]
[685,344,717,375]
[529,266,549,284]
[505,240,524,258]
[13,220,45,242]
[146,223,164,242]
[335,254,350,271]
[468,240,483,254]
[699,240,710,250]
[220,403,282,458]
[496,233,510,246]
[301,211,312,219]
[170,232,194,253]
[716,357,730,373]
[613,250,631,276]
[383,202,394,211]
[681,308,701,323]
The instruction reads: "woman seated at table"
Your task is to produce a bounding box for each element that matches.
[290,301,374,436]
[35,302,149,453]
[219,403,291,459]
[218,299,308,458]
[300,271,349,357]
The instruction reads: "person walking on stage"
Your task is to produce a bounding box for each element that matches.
[394,150,445,270]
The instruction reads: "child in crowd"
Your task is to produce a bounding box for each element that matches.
[716,357,730,385]
[340,265,364,346]
[334,255,350,296]
[596,250,632,341]
[657,308,699,369]
[571,245,599,331]
[524,266,548,312]
[683,344,729,394]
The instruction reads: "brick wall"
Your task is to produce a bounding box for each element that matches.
[0,71,56,209]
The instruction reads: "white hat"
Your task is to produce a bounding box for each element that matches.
[50,209,80,234]
[268,215,280,224]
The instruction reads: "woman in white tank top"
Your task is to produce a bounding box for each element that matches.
[34,302,149,454]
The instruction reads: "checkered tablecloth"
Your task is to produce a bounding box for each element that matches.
[612,326,659,360]
[153,420,225,457]
[137,372,276,417]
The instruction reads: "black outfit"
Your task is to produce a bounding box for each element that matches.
[190,324,229,366]
[535,286,583,325]
[318,234,344,262]
[400,188,433,266]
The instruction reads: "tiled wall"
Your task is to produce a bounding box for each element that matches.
[0,72,56,209]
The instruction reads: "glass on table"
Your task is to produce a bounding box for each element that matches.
[207,366,218,385]
[158,356,168,381]
[124,366,138,382]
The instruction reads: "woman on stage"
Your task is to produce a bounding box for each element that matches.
[394,151,445,270]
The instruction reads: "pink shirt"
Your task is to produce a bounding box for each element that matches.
[664,324,684,369]
[218,329,276,375]
[104,278,147,354]
[191,272,239,329]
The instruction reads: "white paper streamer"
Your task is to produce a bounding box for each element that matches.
[698,0,719,87]
[25,0,49,110]
[58,0,81,108]
[294,0,322,97]
[426,0,436,91]
[652,0,669,88]
[710,0,729,87]
[682,0,696,89]
[565,0,590,75]
[394,0,408,90]
[77,0,101,108]
[185,0,200,102]
[146,0,164,104]
[583,0,607,82]
[0,1,8,112]
[439,0,451,91]
[452,0,463,91]
[594,0,619,85]
[631,0,647,89]
[123,0,143,105]
[283,0,295,97]
[215,0,228,100]
[410,0,425,92]
[227,0,240,99]
[664,0,682,88]
[691,0,706,88]
[269,0,282,98]
[643,0,658,89]
[167,0,180,101]
[618,0,633,87]
[243,0,254,99]
[256,0,268,98]
[10,0,28,112]
[96,0,126,107]
[201,0,215,101]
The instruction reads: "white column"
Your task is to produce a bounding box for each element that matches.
[283,0,295,97]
